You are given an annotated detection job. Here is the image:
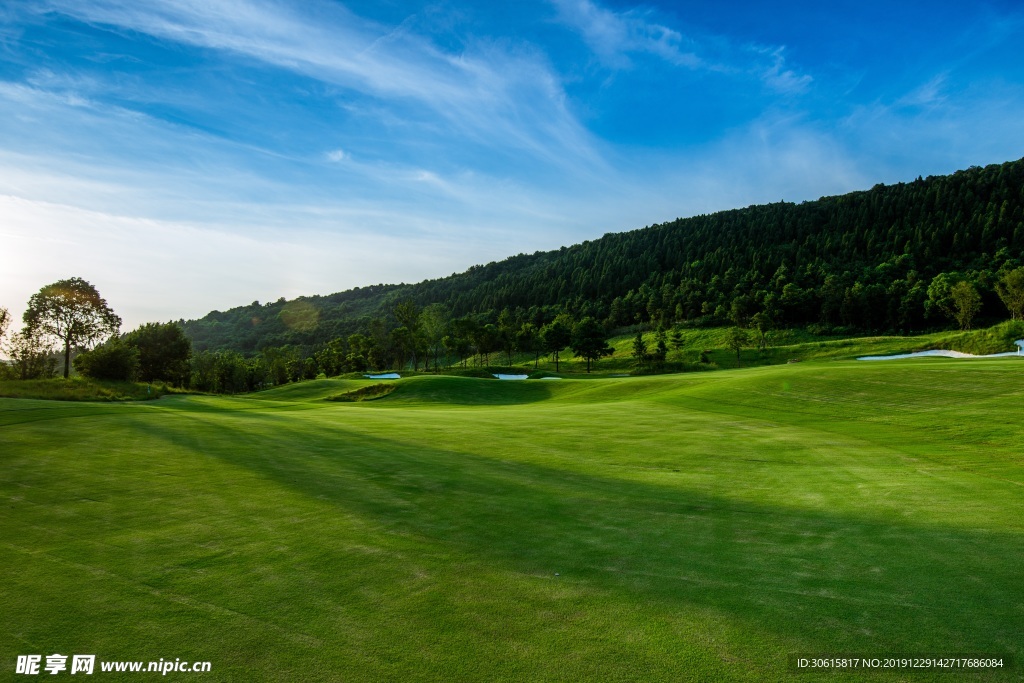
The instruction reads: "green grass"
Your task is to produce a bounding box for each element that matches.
[451,321,1024,375]
[0,377,176,401]
[929,320,1024,355]
[2,360,1023,681]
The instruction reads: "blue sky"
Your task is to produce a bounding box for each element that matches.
[2,0,1024,331]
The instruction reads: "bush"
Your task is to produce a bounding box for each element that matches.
[0,377,173,401]
[123,322,191,385]
[73,340,139,381]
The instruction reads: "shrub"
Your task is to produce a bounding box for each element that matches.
[123,322,192,385]
[73,340,139,381]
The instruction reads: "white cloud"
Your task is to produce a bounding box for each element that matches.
[552,0,813,97]
[758,47,813,94]
[550,0,699,69]
[36,0,603,173]
[896,74,948,108]
[4,0,1021,337]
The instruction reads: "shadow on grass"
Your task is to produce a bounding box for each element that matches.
[131,406,1024,675]
[372,376,555,406]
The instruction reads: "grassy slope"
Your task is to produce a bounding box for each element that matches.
[0,378,177,401]
[2,360,1023,681]
[482,321,1024,375]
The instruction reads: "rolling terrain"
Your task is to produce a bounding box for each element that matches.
[3,358,1023,680]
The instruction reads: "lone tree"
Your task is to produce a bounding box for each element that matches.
[569,317,613,373]
[24,277,121,378]
[995,267,1024,321]
[950,280,981,330]
[541,317,572,372]
[669,328,685,353]
[750,311,774,351]
[653,327,668,363]
[516,322,542,368]
[726,327,749,367]
[631,331,648,367]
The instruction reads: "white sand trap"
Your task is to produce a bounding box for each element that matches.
[364,373,401,379]
[493,374,529,380]
[858,345,1023,361]
[539,376,563,380]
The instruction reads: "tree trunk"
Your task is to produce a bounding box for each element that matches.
[63,339,71,379]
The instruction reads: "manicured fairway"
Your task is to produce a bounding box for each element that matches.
[2,360,1023,681]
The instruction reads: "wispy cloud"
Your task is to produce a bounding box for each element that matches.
[758,46,813,94]
[896,73,949,108]
[551,0,812,95]
[2,0,1023,332]
[549,0,699,69]
[34,0,603,173]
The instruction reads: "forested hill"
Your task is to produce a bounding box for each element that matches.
[183,157,1024,353]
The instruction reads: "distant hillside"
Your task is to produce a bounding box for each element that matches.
[182,158,1024,353]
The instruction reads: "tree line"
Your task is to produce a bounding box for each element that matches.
[0,280,618,392]
[5,159,1024,390]
[182,158,1024,353]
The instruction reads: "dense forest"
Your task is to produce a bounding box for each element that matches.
[6,158,1024,392]
[182,158,1024,355]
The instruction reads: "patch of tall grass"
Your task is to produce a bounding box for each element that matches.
[928,320,1024,355]
[0,377,178,401]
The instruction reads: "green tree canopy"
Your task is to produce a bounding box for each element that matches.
[995,267,1024,321]
[73,338,139,382]
[23,277,121,378]
[631,331,648,367]
[124,322,192,385]
[950,281,982,330]
[3,328,56,380]
[726,327,749,367]
[541,317,572,373]
[516,322,542,368]
[179,159,1024,353]
[669,328,685,352]
[420,303,450,372]
[750,311,774,350]
[569,317,613,373]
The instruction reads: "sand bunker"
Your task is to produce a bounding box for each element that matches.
[364,373,401,379]
[493,374,529,380]
[859,343,1024,361]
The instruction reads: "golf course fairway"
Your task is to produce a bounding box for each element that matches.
[2,360,1022,681]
